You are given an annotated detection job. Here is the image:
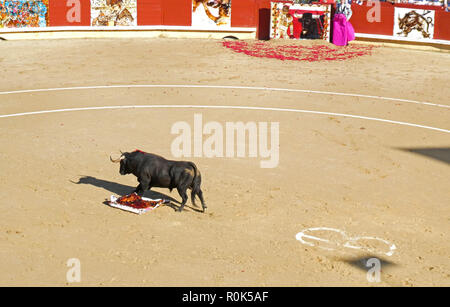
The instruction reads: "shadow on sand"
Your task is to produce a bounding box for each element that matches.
[396,147,450,165]
[70,176,204,212]
[341,255,397,272]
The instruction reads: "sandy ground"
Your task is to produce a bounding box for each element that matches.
[0,38,449,287]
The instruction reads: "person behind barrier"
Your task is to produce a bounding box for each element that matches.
[332,0,356,46]
[336,0,353,20]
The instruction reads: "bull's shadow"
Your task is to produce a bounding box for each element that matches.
[341,256,397,272]
[71,176,186,211]
[396,147,450,165]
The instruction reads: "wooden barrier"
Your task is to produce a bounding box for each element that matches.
[0,0,448,45]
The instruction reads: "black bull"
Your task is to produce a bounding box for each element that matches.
[110,151,206,212]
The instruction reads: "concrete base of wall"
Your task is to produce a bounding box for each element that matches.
[354,33,450,53]
[0,26,257,41]
[354,36,450,53]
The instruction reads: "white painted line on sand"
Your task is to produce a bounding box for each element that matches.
[0,84,448,109]
[0,105,449,134]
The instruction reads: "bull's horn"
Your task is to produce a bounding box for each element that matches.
[110,154,124,163]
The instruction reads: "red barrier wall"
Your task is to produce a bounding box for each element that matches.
[47,0,261,28]
[351,2,394,36]
[49,0,91,27]
[138,0,163,26]
[231,0,258,27]
[3,0,450,44]
[126,0,260,27]
[163,0,191,26]
[434,9,450,40]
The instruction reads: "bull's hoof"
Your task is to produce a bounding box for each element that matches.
[177,208,183,212]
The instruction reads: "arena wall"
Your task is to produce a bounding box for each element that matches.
[0,0,448,45]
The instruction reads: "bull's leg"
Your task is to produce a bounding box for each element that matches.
[177,186,189,212]
[190,189,198,207]
[197,189,207,213]
[191,188,207,212]
[135,177,151,197]
[134,183,143,195]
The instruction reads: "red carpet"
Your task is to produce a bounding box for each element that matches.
[223,41,376,62]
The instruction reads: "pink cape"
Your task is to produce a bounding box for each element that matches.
[332,13,355,46]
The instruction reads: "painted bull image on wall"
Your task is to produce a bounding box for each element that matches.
[110,150,207,213]
[397,10,433,39]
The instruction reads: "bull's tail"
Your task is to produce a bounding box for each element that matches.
[188,162,207,212]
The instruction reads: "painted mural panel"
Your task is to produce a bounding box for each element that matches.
[91,0,137,27]
[192,0,231,28]
[270,2,331,42]
[394,8,435,40]
[0,0,49,28]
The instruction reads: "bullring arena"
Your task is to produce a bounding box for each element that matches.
[0,0,449,287]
